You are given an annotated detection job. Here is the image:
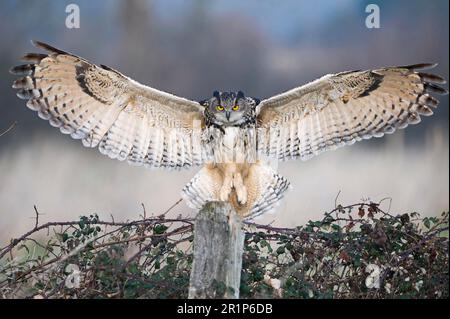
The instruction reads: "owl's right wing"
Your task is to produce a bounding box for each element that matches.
[256,64,447,161]
[11,41,206,169]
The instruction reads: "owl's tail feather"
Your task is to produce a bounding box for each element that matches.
[245,164,291,219]
[181,163,291,220]
[181,166,222,211]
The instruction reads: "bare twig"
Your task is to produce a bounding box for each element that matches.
[0,121,17,138]
[33,205,40,229]
[140,203,147,220]
[334,190,342,208]
[378,197,393,214]
[158,198,183,219]
[0,216,194,260]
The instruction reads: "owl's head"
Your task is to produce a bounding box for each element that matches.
[201,91,260,126]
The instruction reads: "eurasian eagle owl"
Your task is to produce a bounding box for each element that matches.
[11,41,448,218]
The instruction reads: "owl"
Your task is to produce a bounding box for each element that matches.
[11,41,448,219]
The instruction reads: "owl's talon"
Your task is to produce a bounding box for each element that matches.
[219,192,229,202]
[219,184,232,202]
[236,188,248,206]
[232,172,247,206]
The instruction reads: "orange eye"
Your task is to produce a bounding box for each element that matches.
[216,105,224,111]
[232,105,240,111]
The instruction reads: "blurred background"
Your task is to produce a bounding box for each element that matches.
[0,0,448,241]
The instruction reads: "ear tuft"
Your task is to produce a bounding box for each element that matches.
[212,91,221,99]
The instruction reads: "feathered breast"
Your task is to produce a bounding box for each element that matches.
[202,126,258,164]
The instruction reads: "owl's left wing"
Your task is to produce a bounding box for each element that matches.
[256,64,447,161]
[11,41,206,169]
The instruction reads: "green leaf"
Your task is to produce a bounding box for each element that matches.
[153,224,168,235]
[423,218,431,229]
[78,216,88,229]
[276,246,285,255]
[331,224,342,232]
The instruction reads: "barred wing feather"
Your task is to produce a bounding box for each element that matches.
[257,64,447,161]
[11,41,205,169]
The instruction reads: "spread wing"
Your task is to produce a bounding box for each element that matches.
[11,41,205,169]
[256,64,448,161]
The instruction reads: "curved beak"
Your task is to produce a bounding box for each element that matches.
[225,111,231,121]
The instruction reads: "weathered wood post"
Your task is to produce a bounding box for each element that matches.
[188,201,245,299]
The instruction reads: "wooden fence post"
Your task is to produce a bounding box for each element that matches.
[188,201,245,299]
